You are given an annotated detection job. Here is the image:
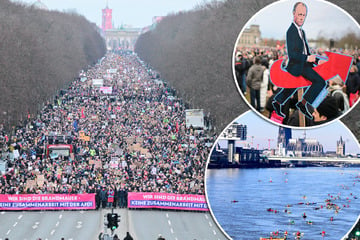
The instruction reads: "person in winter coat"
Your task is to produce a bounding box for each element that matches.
[107,186,115,208]
[346,64,360,107]
[246,56,265,111]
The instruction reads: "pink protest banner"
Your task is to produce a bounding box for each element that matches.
[99,86,113,94]
[0,194,95,210]
[128,192,209,211]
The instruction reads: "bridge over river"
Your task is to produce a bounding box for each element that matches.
[267,156,360,167]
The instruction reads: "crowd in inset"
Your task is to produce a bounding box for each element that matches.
[235,46,360,126]
[0,51,215,209]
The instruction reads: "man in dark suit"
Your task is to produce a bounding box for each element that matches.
[272,2,327,119]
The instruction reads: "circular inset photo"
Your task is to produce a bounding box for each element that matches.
[233,0,360,128]
[205,110,360,240]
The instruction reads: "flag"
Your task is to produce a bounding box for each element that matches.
[81,107,85,118]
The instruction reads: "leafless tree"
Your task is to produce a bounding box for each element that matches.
[0,0,106,129]
[135,0,360,139]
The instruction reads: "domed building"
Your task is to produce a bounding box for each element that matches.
[31,0,48,10]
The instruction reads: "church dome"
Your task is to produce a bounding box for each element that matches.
[32,0,48,10]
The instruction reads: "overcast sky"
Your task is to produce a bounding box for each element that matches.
[12,0,216,28]
[240,0,360,40]
[218,111,360,154]
[12,0,360,37]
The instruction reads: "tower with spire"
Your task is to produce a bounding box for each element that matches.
[336,136,345,156]
[102,1,113,32]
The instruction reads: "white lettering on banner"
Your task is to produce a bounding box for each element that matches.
[128,192,209,211]
[0,194,95,210]
[143,195,153,199]
[154,195,167,200]
[7,196,18,201]
[41,196,78,201]
[176,196,204,202]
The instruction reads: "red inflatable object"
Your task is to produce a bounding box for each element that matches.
[269,51,353,88]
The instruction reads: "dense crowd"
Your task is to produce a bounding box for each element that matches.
[235,46,360,126]
[0,51,215,208]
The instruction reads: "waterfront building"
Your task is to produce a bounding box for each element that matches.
[222,122,247,140]
[277,127,292,156]
[336,136,346,156]
[286,135,324,157]
[208,140,263,168]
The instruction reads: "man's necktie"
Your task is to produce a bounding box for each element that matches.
[300,29,308,55]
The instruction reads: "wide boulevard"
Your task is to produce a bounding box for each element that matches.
[0,209,228,240]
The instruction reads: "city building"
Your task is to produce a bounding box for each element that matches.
[208,140,264,168]
[286,132,324,157]
[237,24,262,47]
[101,4,141,51]
[277,127,292,156]
[336,136,346,156]
[208,123,269,168]
[101,4,113,32]
[31,0,48,10]
[221,122,247,140]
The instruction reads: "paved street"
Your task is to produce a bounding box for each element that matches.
[0,209,229,240]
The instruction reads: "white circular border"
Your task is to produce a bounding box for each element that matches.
[204,109,360,239]
[231,0,360,130]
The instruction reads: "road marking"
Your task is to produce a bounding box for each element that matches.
[18,214,23,219]
[213,230,217,235]
[166,213,169,218]
[205,214,209,219]
[167,220,171,226]
[32,222,40,229]
[1,211,5,215]
[50,229,55,235]
[209,222,212,227]
[56,221,60,227]
[6,229,11,235]
[76,221,82,229]
[13,222,18,227]
[170,228,174,234]
[59,214,63,219]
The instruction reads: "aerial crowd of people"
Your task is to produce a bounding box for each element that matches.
[235,46,360,126]
[0,51,215,209]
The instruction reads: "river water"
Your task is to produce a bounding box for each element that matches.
[206,167,360,240]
